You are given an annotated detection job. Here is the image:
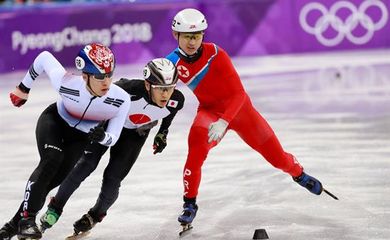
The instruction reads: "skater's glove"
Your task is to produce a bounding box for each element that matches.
[153,130,168,154]
[208,118,228,143]
[88,121,106,143]
[136,120,158,136]
[10,85,29,107]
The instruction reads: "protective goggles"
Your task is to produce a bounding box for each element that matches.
[92,71,114,80]
[182,32,204,41]
[151,84,176,92]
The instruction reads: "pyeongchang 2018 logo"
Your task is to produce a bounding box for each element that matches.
[299,0,388,46]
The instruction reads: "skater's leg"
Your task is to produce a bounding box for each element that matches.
[231,102,303,177]
[51,142,108,212]
[179,110,218,224]
[182,110,218,199]
[40,141,101,231]
[17,104,67,239]
[89,129,148,218]
[231,101,322,194]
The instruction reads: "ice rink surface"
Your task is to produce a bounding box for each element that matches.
[1,49,390,240]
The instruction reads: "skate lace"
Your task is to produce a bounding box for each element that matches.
[75,214,96,232]
[182,204,197,217]
[84,214,96,226]
[182,209,193,217]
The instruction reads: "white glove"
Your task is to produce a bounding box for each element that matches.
[208,118,228,143]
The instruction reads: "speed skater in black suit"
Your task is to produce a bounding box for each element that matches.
[39,58,185,237]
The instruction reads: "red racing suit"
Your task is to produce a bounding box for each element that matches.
[167,43,303,198]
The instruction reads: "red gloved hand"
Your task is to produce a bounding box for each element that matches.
[10,87,29,107]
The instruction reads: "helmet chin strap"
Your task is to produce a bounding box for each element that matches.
[86,75,101,97]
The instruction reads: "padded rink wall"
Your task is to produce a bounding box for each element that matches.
[0,0,389,73]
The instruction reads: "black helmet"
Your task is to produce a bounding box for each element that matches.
[143,58,178,86]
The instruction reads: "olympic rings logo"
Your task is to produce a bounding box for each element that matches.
[299,0,388,46]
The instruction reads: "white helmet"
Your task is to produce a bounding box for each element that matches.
[143,58,178,86]
[172,8,208,33]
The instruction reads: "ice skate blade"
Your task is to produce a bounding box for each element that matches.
[179,223,193,237]
[65,231,90,240]
[323,188,339,200]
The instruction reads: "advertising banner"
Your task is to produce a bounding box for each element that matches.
[0,0,389,73]
[292,0,390,52]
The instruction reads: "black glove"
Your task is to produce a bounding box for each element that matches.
[136,120,158,136]
[88,121,106,143]
[153,130,168,154]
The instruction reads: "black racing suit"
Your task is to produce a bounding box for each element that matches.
[48,79,185,221]
[10,103,89,224]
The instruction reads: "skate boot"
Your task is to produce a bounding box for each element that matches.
[178,202,198,225]
[65,212,102,239]
[17,217,42,240]
[0,221,17,240]
[39,208,60,233]
[178,202,198,236]
[72,212,99,234]
[293,172,323,195]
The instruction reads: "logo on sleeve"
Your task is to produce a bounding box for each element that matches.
[167,99,178,108]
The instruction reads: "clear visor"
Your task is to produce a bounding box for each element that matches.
[182,32,204,41]
[151,83,176,92]
[91,72,114,81]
